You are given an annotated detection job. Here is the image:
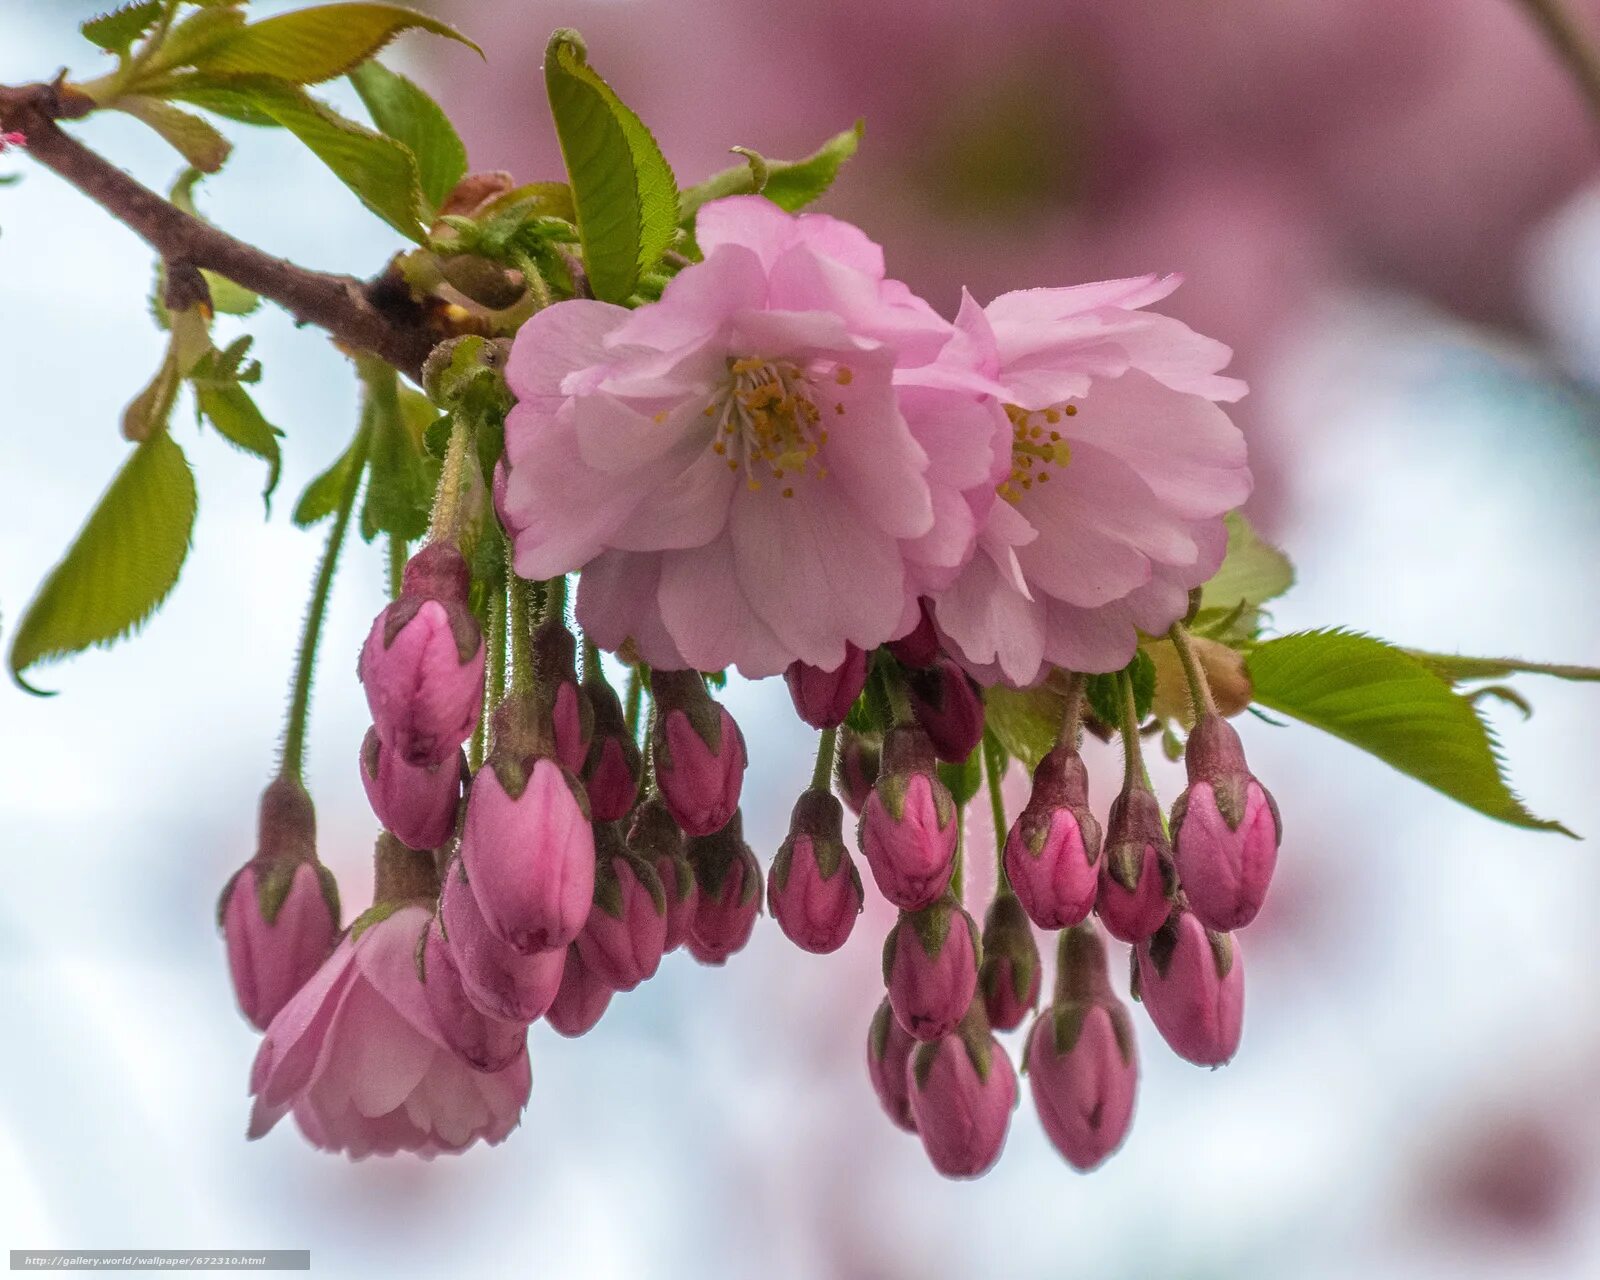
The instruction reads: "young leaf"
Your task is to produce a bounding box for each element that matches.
[544,29,679,302]
[143,4,248,74]
[938,747,984,808]
[983,684,1065,771]
[1200,512,1294,620]
[1247,629,1573,836]
[360,367,437,541]
[1085,651,1156,728]
[189,3,479,85]
[81,1,164,56]
[196,383,283,511]
[8,433,198,691]
[293,438,363,526]
[1404,650,1600,685]
[349,59,468,214]
[679,122,864,219]
[117,97,233,173]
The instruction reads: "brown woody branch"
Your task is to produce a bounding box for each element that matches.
[0,80,438,381]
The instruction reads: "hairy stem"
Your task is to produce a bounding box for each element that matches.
[507,573,535,695]
[811,726,838,793]
[982,735,1009,882]
[1168,622,1218,719]
[1059,670,1087,749]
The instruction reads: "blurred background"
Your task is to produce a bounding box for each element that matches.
[5,1,1600,1276]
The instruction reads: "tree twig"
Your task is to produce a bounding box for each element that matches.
[0,81,438,381]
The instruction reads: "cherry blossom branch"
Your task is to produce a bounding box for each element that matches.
[0,80,437,381]
[1516,0,1600,130]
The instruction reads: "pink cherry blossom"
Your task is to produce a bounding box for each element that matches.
[499,196,995,676]
[927,277,1252,684]
[249,905,530,1158]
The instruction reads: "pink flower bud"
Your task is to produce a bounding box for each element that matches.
[1097,784,1177,943]
[359,727,462,851]
[219,777,340,1031]
[768,790,864,954]
[546,944,612,1038]
[650,670,746,836]
[460,698,595,954]
[1004,745,1101,929]
[1026,924,1138,1171]
[581,673,642,822]
[907,1004,1017,1179]
[627,797,698,952]
[1171,715,1282,932]
[906,658,985,764]
[978,892,1041,1032]
[533,620,594,774]
[419,915,528,1074]
[835,728,881,816]
[859,725,957,910]
[1134,906,1245,1067]
[359,543,485,766]
[784,643,869,729]
[867,997,918,1133]
[575,825,668,991]
[684,812,763,965]
[883,896,979,1041]
[887,599,939,668]
[439,858,565,1022]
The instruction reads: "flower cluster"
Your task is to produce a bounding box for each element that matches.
[218,196,1272,1171]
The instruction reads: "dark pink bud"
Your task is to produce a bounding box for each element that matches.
[883,895,979,1041]
[1097,784,1177,943]
[1026,924,1138,1171]
[439,858,565,1022]
[858,726,957,910]
[867,997,918,1133]
[419,915,528,1073]
[358,542,485,766]
[769,790,864,954]
[650,670,746,836]
[218,777,340,1031]
[359,727,462,851]
[784,643,869,729]
[627,797,697,952]
[1134,906,1245,1066]
[906,658,985,764]
[460,699,595,954]
[533,620,594,774]
[575,825,668,992]
[835,728,880,816]
[684,811,762,965]
[978,892,1041,1032]
[1171,715,1282,932]
[546,944,613,1038]
[581,673,642,822]
[887,599,939,668]
[1004,745,1101,929]
[906,1003,1017,1179]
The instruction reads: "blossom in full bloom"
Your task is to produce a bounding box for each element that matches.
[249,903,530,1158]
[498,196,997,677]
[926,277,1252,684]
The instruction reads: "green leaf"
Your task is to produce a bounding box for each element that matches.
[360,367,437,541]
[164,170,261,313]
[117,97,232,172]
[144,4,248,73]
[1404,650,1600,685]
[196,383,283,512]
[8,433,197,691]
[939,747,984,808]
[1247,629,1573,836]
[81,1,163,56]
[349,59,467,215]
[1085,651,1156,728]
[189,3,479,85]
[544,29,679,302]
[680,122,864,220]
[293,438,363,527]
[982,684,1064,772]
[1198,511,1294,637]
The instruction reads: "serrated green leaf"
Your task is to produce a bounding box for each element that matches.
[360,365,437,541]
[144,4,248,73]
[160,76,280,126]
[1404,650,1600,685]
[117,97,232,172]
[544,29,679,302]
[197,383,282,512]
[1199,511,1293,639]
[8,433,197,690]
[1247,629,1572,836]
[189,4,478,85]
[293,438,363,527]
[1086,651,1155,728]
[81,1,163,56]
[349,59,468,215]
[680,122,864,220]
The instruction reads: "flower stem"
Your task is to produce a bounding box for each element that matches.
[582,637,602,683]
[1117,668,1151,791]
[1517,0,1600,129]
[507,572,535,694]
[385,534,407,601]
[1168,622,1218,719]
[882,659,914,725]
[278,404,374,781]
[1059,670,1087,749]
[811,726,838,793]
[624,664,644,742]
[951,805,966,903]
[427,414,473,545]
[982,734,1009,882]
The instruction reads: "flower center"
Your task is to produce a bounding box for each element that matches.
[706,357,849,497]
[998,402,1075,504]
